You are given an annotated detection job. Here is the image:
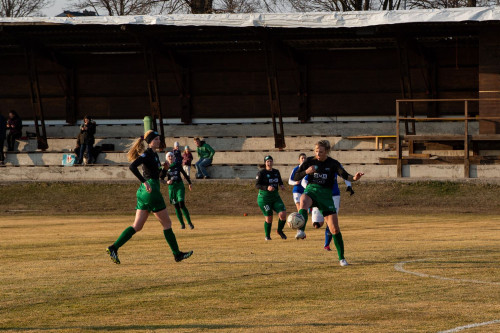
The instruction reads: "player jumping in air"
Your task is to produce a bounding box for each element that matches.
[106,130,193,264]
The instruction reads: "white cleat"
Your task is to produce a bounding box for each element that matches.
[339,259,349,267]
[295,229,306,240]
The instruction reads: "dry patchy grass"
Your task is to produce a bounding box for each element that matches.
[0,214,499,332]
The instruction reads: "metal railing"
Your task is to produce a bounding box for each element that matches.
[395,98,500,178]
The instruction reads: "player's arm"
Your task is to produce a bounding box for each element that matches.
[293,159,311,181]
[255,170,268,190]
[129,156,146,183]
[180,166,192,185]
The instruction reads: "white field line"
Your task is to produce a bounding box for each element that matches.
[394,258,500,285]
[437,319,500,333]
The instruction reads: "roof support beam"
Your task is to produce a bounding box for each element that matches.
[25,44,48,150]
[263,32,286,150]
[397,37,416,135]
[143,44,166,150]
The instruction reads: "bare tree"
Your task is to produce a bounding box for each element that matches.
[0,0,53,16]
[72,0,171,15]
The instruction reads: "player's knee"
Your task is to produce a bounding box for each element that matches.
[179,201,186,209]
[133,224,143,232]
[278,211,286,220]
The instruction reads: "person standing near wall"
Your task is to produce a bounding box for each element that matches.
[6,110,22,152]
[0,113,6,165]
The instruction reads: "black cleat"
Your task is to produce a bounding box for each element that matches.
[276,230,287,240]
[174,250,193,262]
[106,246,120,264]
[180,224,186,229]
[188,223,194,230]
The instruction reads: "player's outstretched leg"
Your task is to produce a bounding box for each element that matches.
[295,209,308,239]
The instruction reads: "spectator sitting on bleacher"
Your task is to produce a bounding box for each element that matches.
[76,115,96,165]
[193,137,215,179]
[6,110,22,152]
[182,146,193,178]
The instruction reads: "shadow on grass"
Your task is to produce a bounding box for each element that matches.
[0,322,370,331]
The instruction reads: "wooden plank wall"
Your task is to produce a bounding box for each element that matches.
[0,44,479,121]
[479,27,500,134]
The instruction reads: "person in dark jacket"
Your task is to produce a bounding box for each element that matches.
[77,115,96,164]
[0,113,6,165]
[6,110,22,152]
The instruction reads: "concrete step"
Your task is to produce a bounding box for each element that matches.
[22,121,477,138]
[12,135,393,152]
[0,163,497,181]
[3,149,392,166]
[0,164,392,181]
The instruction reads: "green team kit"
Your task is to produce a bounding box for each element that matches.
[161,161,194,229]
[255,168,286,216]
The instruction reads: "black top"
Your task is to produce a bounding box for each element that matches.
[129,148,162,183]
[293,156,352,188]
[255,168,284,191]
[0,114,6,139]
[161,162,192,185]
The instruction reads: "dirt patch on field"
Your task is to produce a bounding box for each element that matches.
[1,180,499,216]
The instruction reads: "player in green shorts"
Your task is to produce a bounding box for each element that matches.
[256,155,287,241]
[293,140,364,266]
[106,130,193,264]
[161,152,194,230]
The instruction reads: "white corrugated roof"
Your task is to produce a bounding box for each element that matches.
[1,7,500,28]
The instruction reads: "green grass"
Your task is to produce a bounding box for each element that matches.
[0,214,499,332]
[1,181,499,216]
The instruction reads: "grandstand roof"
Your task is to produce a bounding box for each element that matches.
[0,7,499,28]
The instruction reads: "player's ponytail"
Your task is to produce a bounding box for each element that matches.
[315,140,331,154]
[127,130,154,162]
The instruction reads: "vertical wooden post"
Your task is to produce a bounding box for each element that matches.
[464,100,470,178]
[396,101,402,177]
[25,45,48,151]
[263,33,286,149]
[143,45,166,150]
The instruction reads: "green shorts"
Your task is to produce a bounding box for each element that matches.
[303,183,337,216]
[136,179,167,212]
[257,192,286,217]
[168,181,185,204]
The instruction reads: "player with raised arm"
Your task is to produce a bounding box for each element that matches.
[256,155,287,241]
[106,130,193,264]
[293,140,364,266]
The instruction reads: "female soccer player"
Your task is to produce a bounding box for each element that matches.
[289,153,307,211]
[256,155,287,241]
[301,172,354,251]
[293,140,364,266]
[106,130,193,264]
[162,152,194,230]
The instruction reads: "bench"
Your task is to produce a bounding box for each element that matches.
[346,135,397,150]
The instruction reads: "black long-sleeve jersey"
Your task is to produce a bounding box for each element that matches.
[161,162,192,185]
[255,168,284,192]
[129,148,162,183]
[293,156,353,188]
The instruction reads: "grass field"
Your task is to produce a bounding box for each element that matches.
[1,213,499,332]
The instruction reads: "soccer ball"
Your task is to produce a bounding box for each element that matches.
[287,212,305,229]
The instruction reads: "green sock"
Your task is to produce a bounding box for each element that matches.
[264,222,272,238]
[113,226,136,249]
[298,209,308,231]
[181,207,192,225]
[174,207,185,226]
[277,219,286,232]
[163,228,180,255]
[333,232,345,260]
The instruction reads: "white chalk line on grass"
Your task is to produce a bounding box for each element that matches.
[437,319,500,333]
[394,258,500,333]
[394,258,500,285]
